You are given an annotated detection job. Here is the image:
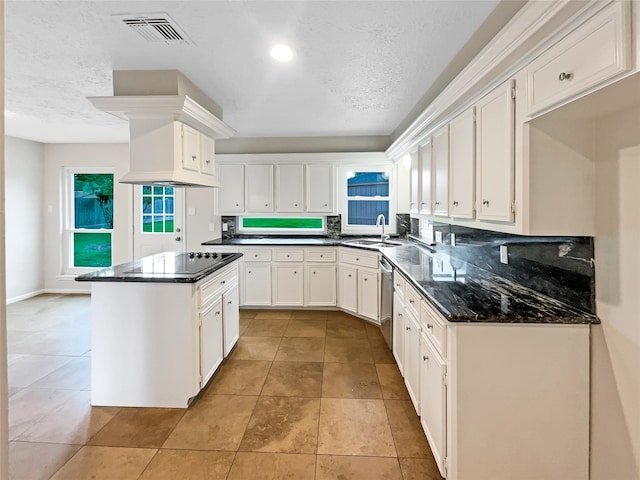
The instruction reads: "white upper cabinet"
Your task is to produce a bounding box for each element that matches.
[419,139,433,215]
[245,164,274,212]
[200,135,216,175]
[432,125,449,217]
[181,124,201,172]
[306,164,334,213]
[217,164,244,214]
[475,80,515,223]
[276,164,304,212]
[448,106,475,219]
[525,1,631,117]
[409,148,420,214]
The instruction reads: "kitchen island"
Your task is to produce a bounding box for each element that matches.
[76,251,242,408]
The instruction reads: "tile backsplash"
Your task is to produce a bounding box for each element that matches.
[414,220,595,314]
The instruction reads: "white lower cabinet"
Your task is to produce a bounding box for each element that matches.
[392,292,405,375]
[272,263,304,306]
[403,308,421,412]
[338,265,358,314]
[338,247,381,323]
[304,263,336,306]
[357,269,379,321]
[420,330,447,478]
[222,282,239,356]
[199,297,224,388]
[240,262,271,306]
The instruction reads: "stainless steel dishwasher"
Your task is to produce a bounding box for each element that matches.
[379,257,393,349]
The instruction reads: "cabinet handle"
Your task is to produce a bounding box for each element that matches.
[227,300,232,305]
[320,255,323,258]
[286,254,290,258]
[427,323,433,329]
[294,271,297,274]
[265,203,269,207]
[435,201,440,205]
[453,201,459,206]
[423,355,428,361]
[356,258,360,261]
[409,299,414,304]
[348,274,352,278]
[254,254,258,257]
[235,203,239,207]
[294,203,298,207]
[364,277,368,282]
[248,270,252,274]
[482,199,490,206]
[192,155,197,161]
[313,271,316,275]
[221,280,226,285]
[558,72,573,81]
[324,203,328,207]
[215,311,221,316]
[406,326,410,331]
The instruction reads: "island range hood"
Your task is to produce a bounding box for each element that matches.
[88,70,236,187]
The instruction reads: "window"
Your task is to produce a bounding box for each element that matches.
[141,186,174,233]
[66,170,113,269]
[339,165,396,234]
[239,217,325,234]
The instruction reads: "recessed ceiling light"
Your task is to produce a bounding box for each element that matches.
[270,44,293,62]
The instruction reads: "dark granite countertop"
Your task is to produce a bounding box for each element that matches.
[202,235,597,325]
[75,251,243,283]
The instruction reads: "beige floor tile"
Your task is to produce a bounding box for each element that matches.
[274,336,325,362]
[8,387,21,399]
[366,322,386,341]
[371,343,396,364]
[253,310,293,320]
[29,356,91,390]
[284,318,327,337]
[139,450,235,480]
[9,441,81,480]
[163,394,257,451]
[13,389,119,444]
[326,316,368,338]
[398,457,445,480]
[239,309,258,320]
[9,330,91,356]
[239,396,320,453]
[385,399,432,458]
[238,317,252,335]
[7,354,73,388]
[316,455,404,480]
[376,363,410,400]
[9,388,70,439]
[231,336,281,361]
[322,362,382,399]
[261,362,323,397]
[50,445,156,480]
[324,337,373,363]
[88,407,185,448]
[206,359,272,395]
[243,318,290,337]
[317,398,396,457]
[290,310,329,320]
[227,452,315,480]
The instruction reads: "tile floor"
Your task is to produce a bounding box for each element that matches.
[6,294,443,480]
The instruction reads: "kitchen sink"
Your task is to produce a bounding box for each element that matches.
[343,238,403,248]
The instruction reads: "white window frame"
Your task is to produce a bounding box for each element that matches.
[338,164,397,235]
[62,166,114,274]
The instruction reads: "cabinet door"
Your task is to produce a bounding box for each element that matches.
[222,283,239,357]
[200,135,215,175]
[449,106,475,219]
[393,292,405,375]
[200,297,223,388]
[306,164,334,213]
[240,262,271,306]
[272,263,304,306]
[245,164,274,212]
[217,164,245,213]
[476,80,515,222]
[358,269,379,322]
[420,332,447,478]
[182,124,201,172]
[432,125,449,216]
[276,164,304,212]
[404,310,421,412]
[419,139,433,215]
[409,148,420,214]
[304,264,336,306]
[338,265,358,314]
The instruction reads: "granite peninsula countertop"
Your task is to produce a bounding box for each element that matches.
[205,235,598,325]
[75,251,243,283]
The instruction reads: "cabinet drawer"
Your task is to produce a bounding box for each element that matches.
[339,248,380,269]
[305,248,336,262]
[200,266,237,307]
[393,271,406,298]
[404,280,421,319]
[241,248,271,262]
[525,1,631,115]
[272,248,304,262]
[420,300,446,358]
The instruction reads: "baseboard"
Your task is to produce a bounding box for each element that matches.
[44,288,91,295]
[6,289,46,304]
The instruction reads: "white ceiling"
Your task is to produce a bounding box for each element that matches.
[5,0,509,144]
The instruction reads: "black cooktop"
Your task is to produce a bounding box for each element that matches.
[125,252,226,275]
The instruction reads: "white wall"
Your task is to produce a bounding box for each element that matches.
[591,104,640,480]
[4,137,44,302]
[43,144,131,293]
[185,188,220,251]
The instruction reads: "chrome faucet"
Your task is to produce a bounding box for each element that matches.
[376,214,390,242]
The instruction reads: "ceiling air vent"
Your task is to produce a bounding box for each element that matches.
[113,13,193,45]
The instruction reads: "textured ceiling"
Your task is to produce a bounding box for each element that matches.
[5,0,503,143]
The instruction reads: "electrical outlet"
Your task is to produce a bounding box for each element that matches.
[187,207,196,216]
[451,233,456,247]
[209,223,216,232]
[222,223,228,232]
[435,231,443,243]
[500,245,509,264]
